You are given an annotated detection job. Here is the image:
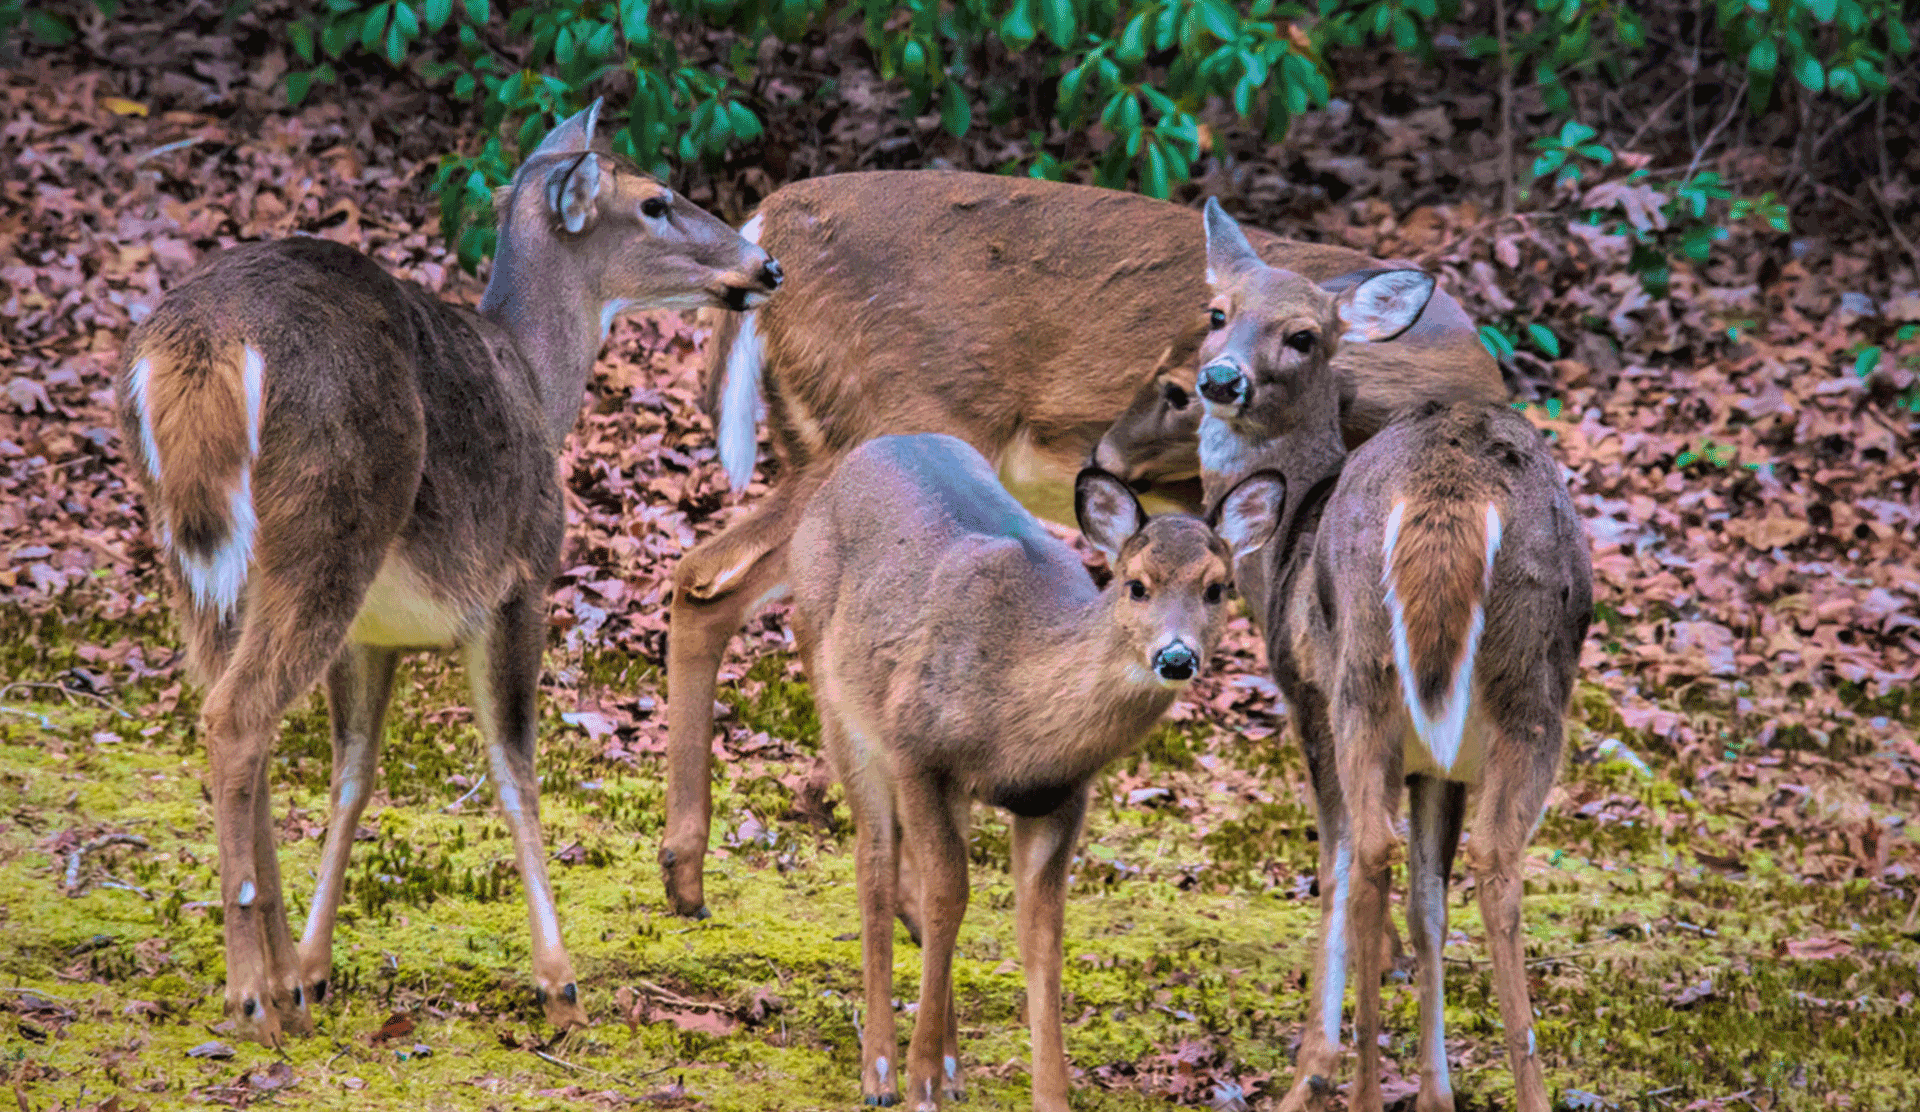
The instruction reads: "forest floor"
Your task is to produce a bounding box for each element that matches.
[4,8,1920,1112]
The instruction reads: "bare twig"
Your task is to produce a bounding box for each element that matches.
[1683,79,1749,183]
[1625,82,1693,152]
[1492,0,1515,215]
[442,773,487,812]
[64,833,149,894]
[0,706,52,730]
[0,680,132,719]
[631,978,726,1012]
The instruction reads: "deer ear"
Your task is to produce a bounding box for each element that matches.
[1338,269,1434,343]
[1210,470,1285,560]
[1203,198,1262,288]
[545,152,602,235]
[531,98,602,158]
[1075,467,1148,562]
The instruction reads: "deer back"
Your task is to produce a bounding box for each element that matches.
[705,170,1497,517]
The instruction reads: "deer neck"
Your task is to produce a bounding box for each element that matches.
[478,237,603,448]
[1014,595,1178,770]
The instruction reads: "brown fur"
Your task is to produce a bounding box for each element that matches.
[114,104,777,1047]
[789,433,1279,1112]
[1193,206,1592,1112]
[659,170,1501,918]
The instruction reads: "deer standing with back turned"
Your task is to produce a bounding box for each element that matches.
[661,169,1503,918]
[114,102,780,1044]
[1188,198,1592,1112]
[790,432,1283,1111]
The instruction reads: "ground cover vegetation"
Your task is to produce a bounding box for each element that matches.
[2,0,1918,1108]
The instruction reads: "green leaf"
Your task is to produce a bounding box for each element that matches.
[1477,325,1515,362]
[1057,63,1085,115]
[392,1,419,38]
[465,0,488,24]
[1117,11,1147,64]
[362,2,390,53]
[385,17,407,65]
[620,0,648,42]
[1805,0,1836,21]
[1794,53,1824,91]
[1143,141,1169,198]
[1039,0,1074,48]
[727,101,763,141]
[1526,322,1561,358]
[286,68,315,106]
[1827,65,1859,99]
[939,79,971,137]
[288,21,315,63]
[425,0,452,31]
[1531,149,1567,178]
[1747,38,1777,76]
[25,10,76,45]
[999,0,1035,50]
[1197,0,1237,41]
[1854,346,1883,377]
[1558,120,1596,145]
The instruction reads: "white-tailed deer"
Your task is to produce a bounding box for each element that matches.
[790,433,1282,1111]
[1191,199,1592,1112]
[113,102,781,1045]
[661,169,1502,917]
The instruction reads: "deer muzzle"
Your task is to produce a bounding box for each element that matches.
[1197,361,1247,407]
[1152,640,1199,684]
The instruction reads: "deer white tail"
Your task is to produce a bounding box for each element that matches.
[716,214,767,491]
[126,342,264,618]
[1382,499,1502,773]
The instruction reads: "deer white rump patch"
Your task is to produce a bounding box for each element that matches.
[1383,500,1503,778]
[176,346,264,618]
[127,358,164,482]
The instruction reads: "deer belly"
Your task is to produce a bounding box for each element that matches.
[349,556,484,648]
[995,428,1189,526]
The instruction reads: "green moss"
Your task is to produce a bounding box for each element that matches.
[3,629,1918,1112]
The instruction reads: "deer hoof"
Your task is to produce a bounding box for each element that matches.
[863,1094,899,1107]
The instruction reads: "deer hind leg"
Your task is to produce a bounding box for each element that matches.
[1466,721,1561,1112]
[895,830,926,947]
[467,585,586,1031]
[201,588,362,1043]
[1277,707,1348,1112]
[295,643,400,1007]
[1406,774,1468,1112]
[661,479,814,918]
[1011,786,1090,1112]
[897,776,971,1112]
[1339,698,1406,1112]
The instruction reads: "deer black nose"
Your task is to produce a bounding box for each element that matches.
[1198,362,1246,406]
[759,256,784,289]
[1153,642,1198,683]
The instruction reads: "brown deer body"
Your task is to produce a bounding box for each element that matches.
[661,169,1501,917]
[113,103,780,1045]
[790,433,1281,1111]
[1190,200,1592,1112]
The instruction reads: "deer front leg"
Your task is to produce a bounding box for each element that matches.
[662,485,806,918]
[468,588,586,1031]
[1466,723,1561,1112]
[1010,786,1090,1112]
[297,644,400,1007]
[839,729,902,1107]
[896,777,971,1112]
[1277,714,1349,1112]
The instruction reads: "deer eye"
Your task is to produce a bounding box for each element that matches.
[1285,329,1317,353]
[1127,579,1148,601]
[1161,382,1190,410]
[1209,308,1227,330]
[641,197,670,219]
[1203,583,1225,605]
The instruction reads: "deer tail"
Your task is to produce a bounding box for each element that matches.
[701,212,766,492]
[119,330,263,620]
[1380,494,1503,773]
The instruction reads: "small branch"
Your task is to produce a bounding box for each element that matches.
[442,774,487,812]
[64,833,149,894]
[1492,0,1515,215]
[0,680,133,719]
[1683,79,1749,183]
[1624,82,1692,152]
[0,706,52,730]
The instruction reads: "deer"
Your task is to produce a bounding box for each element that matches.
[660,168,1503,919]
[112,101,782,1046]
[1187,198,1592,1112]
[789,432,1283,1112]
